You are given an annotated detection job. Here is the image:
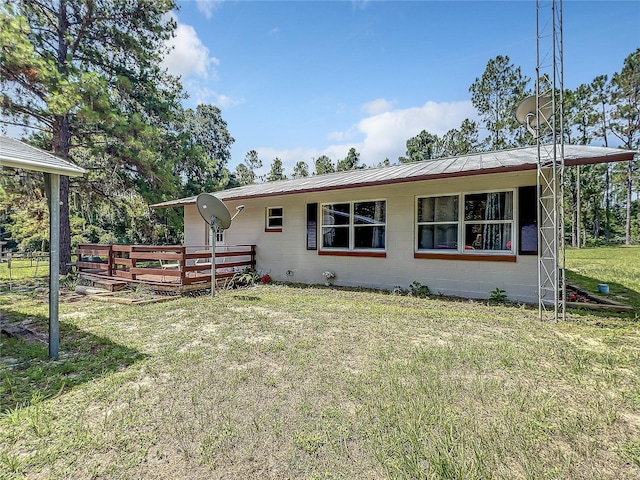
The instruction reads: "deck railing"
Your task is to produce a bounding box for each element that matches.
[76,243,256,286]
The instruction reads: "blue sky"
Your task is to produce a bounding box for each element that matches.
[163,1,640,175]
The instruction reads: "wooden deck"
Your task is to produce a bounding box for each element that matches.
[76,244,256,293]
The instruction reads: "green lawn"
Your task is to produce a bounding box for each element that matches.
[565,245,640,311]
[1,278,639,479]
[0,258,49,282]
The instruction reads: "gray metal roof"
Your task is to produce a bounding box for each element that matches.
[151,144,636,209]
[0,135,86,176]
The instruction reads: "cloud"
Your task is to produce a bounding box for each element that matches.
[183,82,244,108]
[196,0,223,19]
[355,100,477,162]
[351,0,371,11]
[361,98,395,115]
[163,14,219,79]
[327,124,358,142]
[249,100,477,174]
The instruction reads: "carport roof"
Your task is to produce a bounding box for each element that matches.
[151,144,636,209]
[0,135,86,176]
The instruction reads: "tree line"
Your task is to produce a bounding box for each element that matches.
[0,0,637,274]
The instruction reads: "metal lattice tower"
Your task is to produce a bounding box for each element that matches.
[536,0,565,321]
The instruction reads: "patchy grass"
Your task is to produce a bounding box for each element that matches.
[0,258,49,284]
[566,245,640,311]
[1,282,639,479]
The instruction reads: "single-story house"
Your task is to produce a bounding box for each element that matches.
[152,145,634,303]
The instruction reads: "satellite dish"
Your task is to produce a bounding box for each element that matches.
[515,95,553,138]
[196,193,231,230]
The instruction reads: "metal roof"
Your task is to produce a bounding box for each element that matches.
[151,144,636,209]
[0,135,86,176]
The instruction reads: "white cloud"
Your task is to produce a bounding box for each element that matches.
[351,0,371,11]
[183,82,244,108]
[327,124,358,142]
[249,100,477,174]
[361,98,395,115]
[355,100,477,162]
[163,14,218,79]
[196,0,223,19]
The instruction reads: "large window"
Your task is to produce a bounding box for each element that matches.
[416,191,514,253]
[321,200,386,250]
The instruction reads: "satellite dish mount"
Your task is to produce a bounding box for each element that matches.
[196,194,244,297]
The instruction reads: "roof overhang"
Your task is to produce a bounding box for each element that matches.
[0,135,86,177]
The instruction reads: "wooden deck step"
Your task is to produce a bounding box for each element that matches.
[89,278,128,292]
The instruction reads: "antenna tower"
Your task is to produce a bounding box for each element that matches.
[536,0,565,321]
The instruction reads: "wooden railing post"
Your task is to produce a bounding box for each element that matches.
[180,246,186,285]
[108,245,113,277]
[131,246,137,280]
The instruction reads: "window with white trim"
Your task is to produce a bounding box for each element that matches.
[266,207,283,230]
[417,195,459,250]
[464,191,513,251]
[416,191,514,253]
[321,200,386,250]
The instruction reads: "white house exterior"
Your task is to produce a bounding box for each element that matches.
[152,145,634,303]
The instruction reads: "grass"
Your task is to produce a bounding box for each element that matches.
[0,258,49,284]
[1,275,639,479]
[565,245,640,311]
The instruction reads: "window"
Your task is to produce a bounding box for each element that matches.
[266,207,283,231]
[204,225,225,246]
[416,191,515,253]
[463,191,513,251]
[417,195,459,250]
[321,200,386,250]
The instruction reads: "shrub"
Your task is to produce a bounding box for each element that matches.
[408,281,430,298]
[489,287,507,303]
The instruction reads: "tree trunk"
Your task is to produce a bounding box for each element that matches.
[576,165,581,249]
[53,0,72,275]
[626,159,633,246]
[52,114,72,275]
[605,164,611,244]
[59,176,71,274]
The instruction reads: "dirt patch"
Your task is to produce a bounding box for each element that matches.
[0,313,47,344]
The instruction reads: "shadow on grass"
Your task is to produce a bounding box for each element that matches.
[1,308,147,413]
[565,269,639,315]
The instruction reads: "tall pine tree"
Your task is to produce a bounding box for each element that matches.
[0,0,181,273]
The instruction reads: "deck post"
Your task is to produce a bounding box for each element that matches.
[107,245,113,277]
[130,246,137,280]
[180,246,186,285]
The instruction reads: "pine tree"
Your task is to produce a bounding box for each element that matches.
[0,0,181,273]
[469,55,530,150]
[610,49,640,245]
